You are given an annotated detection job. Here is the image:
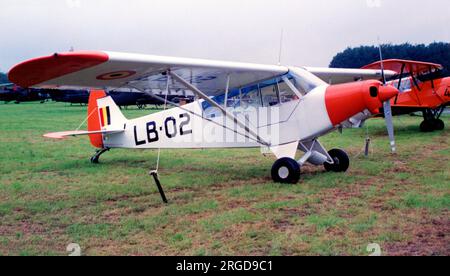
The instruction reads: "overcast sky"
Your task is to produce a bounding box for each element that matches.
[0,0,449,72]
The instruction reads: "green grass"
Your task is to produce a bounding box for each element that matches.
[0,102,449,256]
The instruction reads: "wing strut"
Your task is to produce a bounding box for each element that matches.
[168,71,271,147]
[223,74,230,109]
[394,63,406,104]
[281,76,304,99]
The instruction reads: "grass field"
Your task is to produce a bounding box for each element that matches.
[0,102,448,256]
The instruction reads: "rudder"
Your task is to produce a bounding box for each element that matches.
[88,90,107,148]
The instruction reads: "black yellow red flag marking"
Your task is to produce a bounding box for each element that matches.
[99,106,111,127]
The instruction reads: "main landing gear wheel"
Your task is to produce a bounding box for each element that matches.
[420,120,434,132]
[420,119,444,132]
[432,119,445,131]
[324,149,350,173]
[271,158,301,184]
[421,108,446,132]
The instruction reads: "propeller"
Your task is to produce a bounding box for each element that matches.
[378,43,397,153]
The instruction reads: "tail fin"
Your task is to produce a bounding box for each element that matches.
[88,90,106,148]
[88,90,127,148]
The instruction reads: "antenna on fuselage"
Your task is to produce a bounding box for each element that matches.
[278,28,284,66]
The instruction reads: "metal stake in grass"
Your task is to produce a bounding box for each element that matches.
[364,125,371,157]
[364,137,371,157]
[149,170,168,204]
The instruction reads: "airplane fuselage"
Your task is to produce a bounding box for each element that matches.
[388,76,450,114]
[102,85,334,150]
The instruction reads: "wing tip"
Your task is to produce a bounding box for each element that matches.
[8,51,109,88]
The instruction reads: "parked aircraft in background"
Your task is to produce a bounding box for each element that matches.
[0,83,50,103]
[48,89,194,108]
[307,59,449,132]
[363,59,449,132]
[1,83,194,107]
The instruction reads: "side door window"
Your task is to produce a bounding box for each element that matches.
[241,85,262,109]
[260,83,280,107]
[399,78,412,93]
[278,80,299,103]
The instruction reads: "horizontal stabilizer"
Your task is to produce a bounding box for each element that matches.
[44,129,124,139]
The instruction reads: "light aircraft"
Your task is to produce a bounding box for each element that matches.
[1,82,193,107]
[49,89,195,107]
[363,59,449,132]
[0,83,50,103]
[8,51,398,184]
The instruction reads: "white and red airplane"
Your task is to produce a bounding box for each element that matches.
[8,51,398,184]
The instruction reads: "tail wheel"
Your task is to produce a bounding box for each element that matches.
[324,149,350,173]
[271,158,301,184]
[90,156,100,164]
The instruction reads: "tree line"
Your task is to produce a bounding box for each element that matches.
[330,42,450,77]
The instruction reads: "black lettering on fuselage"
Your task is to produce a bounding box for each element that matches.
[147,121,159,143]
[445,88,450,97]
[133,113,192,146]
[134,125,146,146]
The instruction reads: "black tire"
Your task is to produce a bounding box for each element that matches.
[420,120,434,132]
[324,149,350,173]
[432,119,445,131]
[271,158,301,184]
[90,156,99,164]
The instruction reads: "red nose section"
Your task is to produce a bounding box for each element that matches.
[378,85,399,102]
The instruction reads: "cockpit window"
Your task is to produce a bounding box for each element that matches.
[289,67,325,94]
[278,80,299,103]
[241,85,261,108]
[202,75,301,116]
[391,78,412,93]
[260,81,280,107]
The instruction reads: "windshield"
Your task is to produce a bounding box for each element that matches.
[201,76,301,118]
[390,78,412,93]
[289,66,327,94]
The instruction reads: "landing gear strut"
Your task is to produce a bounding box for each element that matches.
[420,108,445,132]
[90,148,110,164]
[270,139,351,184]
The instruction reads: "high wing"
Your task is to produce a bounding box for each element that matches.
[362,59,443,75]
[8,51,288,96]
[304,67,397,84]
